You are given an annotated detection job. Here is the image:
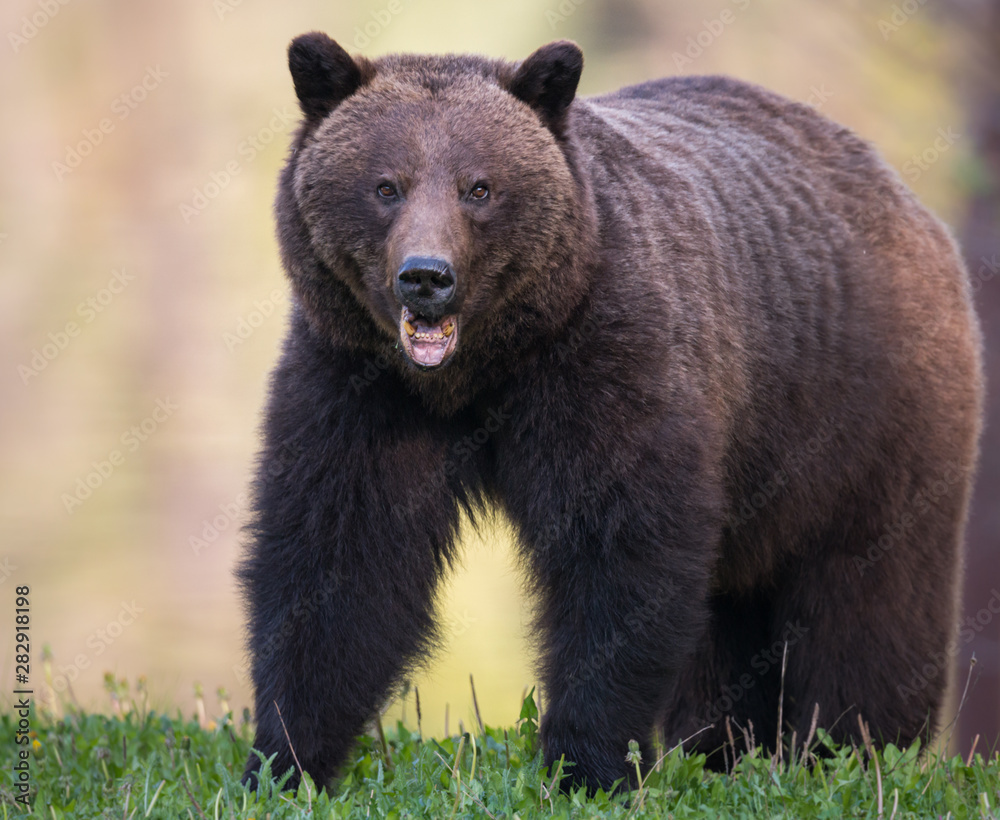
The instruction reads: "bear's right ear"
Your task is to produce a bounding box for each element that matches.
[288,32,363,124]
[508,41,584,138]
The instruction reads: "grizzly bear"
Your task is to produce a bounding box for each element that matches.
[237,33,983,793]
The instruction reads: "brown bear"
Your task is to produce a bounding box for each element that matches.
[237,33,983,794]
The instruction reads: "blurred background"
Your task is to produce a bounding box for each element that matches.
[1,0,997,754]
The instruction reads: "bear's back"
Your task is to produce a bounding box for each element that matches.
[568,74,980,547]
[574,74,897,254]
[570,72,974,391]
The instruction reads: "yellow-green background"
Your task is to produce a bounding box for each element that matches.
[0,0,986,735]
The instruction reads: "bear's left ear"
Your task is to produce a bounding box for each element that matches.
[508,41,584,137]
[288,32,365,125]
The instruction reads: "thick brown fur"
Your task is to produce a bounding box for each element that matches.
[237,32,983,793]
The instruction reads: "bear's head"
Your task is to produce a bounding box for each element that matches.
[276,34,596,404]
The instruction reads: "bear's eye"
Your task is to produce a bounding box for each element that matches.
[376,183,397,199]
[469,183,489,201]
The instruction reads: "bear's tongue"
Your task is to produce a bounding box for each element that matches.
[400,307,458,369]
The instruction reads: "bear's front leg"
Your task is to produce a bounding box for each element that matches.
[238,322,463,791]
[503,412,722,793]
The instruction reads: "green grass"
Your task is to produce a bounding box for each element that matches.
[2,682,998,819]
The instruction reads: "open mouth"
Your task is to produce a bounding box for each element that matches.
[399,306,459,369]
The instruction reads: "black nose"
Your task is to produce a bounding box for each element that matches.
[396,256,456,320]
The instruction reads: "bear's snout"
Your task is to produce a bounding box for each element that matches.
[395,255,457,322]
[395,255,461,369]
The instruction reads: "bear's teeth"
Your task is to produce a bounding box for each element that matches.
[404,321,416,336]
[443,321,454,337]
